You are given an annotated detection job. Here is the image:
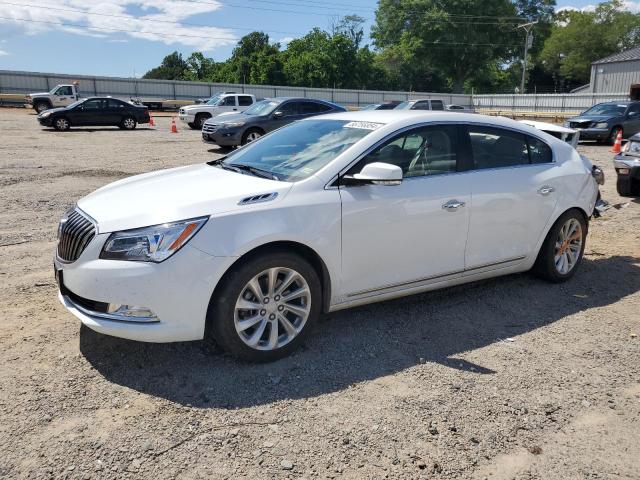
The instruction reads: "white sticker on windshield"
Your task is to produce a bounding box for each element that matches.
[344,121,383,130]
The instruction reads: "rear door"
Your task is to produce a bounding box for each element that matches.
[237,95,254,112]
[464,125,558,272]
[106,99,127,124]
[624,103,640,136]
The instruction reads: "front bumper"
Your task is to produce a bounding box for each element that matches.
[37,116,53,127]
[54,233,234,343]
[179,113,196,124]
[614,155,640,179]
[201,128,242,146]
[572,127,609,141]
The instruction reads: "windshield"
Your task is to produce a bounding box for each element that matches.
[221,119,379,181]
[361,104,378,110]
[205,93,224,105]
[582,103,627,116]
[394,101,411,109]
[243,100,279,116]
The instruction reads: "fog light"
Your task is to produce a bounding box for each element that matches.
[618,168,630,175]
[107,304,156,319]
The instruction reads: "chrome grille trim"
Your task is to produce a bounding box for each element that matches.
[57,208,96,263]
[202,124,218,133]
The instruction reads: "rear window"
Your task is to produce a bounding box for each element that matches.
[431,100,444,110]
[468,126,553,169]
[238,96,253,106]
[528,136,553,164]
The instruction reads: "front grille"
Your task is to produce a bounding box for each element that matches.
[202,124,218,133]
[57,209,96,262]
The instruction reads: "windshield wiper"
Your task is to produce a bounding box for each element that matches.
[231,163,280,181]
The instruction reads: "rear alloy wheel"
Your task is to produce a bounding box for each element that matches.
[532,210,587,282]
[241,129,262,145]
[121,117,137,130]
[208,251,321,361]
[53,117,70,131]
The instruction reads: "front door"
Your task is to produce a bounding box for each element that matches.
[339,124,471,297]
[67,98,105,126]
[52,86,74,107]
[464,125,558,271]
[218,96,238,115]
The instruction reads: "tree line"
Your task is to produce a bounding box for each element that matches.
[143,0,640,94]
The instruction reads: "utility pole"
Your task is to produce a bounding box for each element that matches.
[518,21,537,94]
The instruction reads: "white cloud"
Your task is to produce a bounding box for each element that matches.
[279,36,294,45]
[0,1,238,51]
[0,48,8,56]
[557,1,640,13]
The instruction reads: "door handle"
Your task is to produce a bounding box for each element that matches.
[442,200,466,211]
[537,186,555,196]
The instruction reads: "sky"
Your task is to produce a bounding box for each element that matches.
[0,0,639,78]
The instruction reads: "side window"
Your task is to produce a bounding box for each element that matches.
[527,136,553,164]
[351,125,459,178]
[82,99,104,110]
[220,96,236,107]
[108,99,125,109]
[627,103,640,116]
[468,126,529,169]
[238,96,253,106]
[278,102,300,116]
[299,102,332,114]
[431,100,444,110]
[411,101,430,110]
[56,86,72,96]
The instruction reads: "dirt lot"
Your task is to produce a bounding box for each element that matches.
[0,107,639,480]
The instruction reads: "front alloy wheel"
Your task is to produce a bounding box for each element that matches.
[207,251,321,361]
[54,118,70,131]
[234,268,311,351]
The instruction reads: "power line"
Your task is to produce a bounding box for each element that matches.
[0,1,308,36]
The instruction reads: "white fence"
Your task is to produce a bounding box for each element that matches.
[472,93,630,114]
[0,70,473,108]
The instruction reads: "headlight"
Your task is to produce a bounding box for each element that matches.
[40,111,52,118]
[224,121,245,127]
[100,217,208,262]
[594,122,608,129]
[627,141,640,154]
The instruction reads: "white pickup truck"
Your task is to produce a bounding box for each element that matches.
[27,83,81,113]
[178,92,257,129]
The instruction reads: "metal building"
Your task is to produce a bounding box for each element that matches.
[589,46,640,96]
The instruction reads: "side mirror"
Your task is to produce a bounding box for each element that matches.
[629,111,638,117]
[273,110,284,118]
[346,162,403,186]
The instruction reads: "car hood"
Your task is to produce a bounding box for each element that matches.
[38,107,67,116]
[28,92,51,98]
[568,115,615,123]
[77,164,292,233]
[204,113,260,126]
[182,104,214,111]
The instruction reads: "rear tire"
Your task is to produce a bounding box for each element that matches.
[532,209,587,283]
[53,117,70,131]
[207,250,321,362]
[187,122,197,130]
[121,117,137,130]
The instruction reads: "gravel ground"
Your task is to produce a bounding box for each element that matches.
[0,108,639,480]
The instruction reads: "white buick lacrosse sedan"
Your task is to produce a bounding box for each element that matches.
[55,111,600,361]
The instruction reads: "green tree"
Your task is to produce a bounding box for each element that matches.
[224,32,283,85]
[540,1,640,87]
[183,52,218,82]
[142,51,188,80]
[372,0,520,93]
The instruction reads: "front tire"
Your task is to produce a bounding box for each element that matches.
[532,209,587,282]
[53,117,70,131]
[207,251,321,362]
[195,113,210,129]
[241,128,263,146]
[34,101,51,114]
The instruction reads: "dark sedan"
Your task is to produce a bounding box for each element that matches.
[564,101,640,144]
[201,97,346,147]
[37,97,150,131]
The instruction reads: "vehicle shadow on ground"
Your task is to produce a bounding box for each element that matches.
[80,255,640,409]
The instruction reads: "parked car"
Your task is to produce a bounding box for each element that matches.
[614,133,640,196]
[361,101,401,110]
[37,97,150,131]
[394,99,445,111]
[178,92,256,130]
[446,104,475,113]
[564,101,640,144]
[54,111,600,361]
[201,97,346,147]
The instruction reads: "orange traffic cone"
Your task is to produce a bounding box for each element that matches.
[611,129,623,153]
[170,116,178,133]
[149,113,155,127]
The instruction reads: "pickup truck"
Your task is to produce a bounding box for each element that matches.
[27,83,81,113]
[178,92,256,129]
